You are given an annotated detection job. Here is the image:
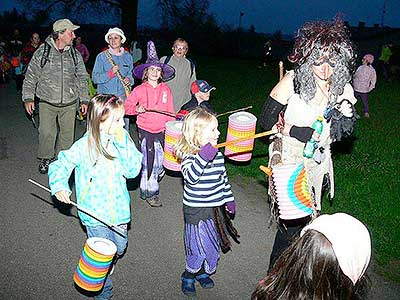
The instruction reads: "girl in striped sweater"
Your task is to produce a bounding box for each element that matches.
[175,108,237,296]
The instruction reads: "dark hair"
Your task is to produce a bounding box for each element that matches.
[288,17,356,106]
[251,230,370,300]
[51,29,66,40]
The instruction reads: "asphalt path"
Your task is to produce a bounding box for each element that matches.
[0,82,398,299]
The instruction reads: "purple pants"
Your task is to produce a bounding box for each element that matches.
[354,91,369,114]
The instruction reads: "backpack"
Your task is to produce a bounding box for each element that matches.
[40,42,79,68]
[164,55,195,79]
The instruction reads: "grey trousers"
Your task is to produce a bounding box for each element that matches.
[38,102,76,159]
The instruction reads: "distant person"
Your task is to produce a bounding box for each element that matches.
[378,43,393,81]
[74,35,90,64]
[8,28,23,54]
[92,27,133,130]
[353,54,377,118]
[10,47,23,92]
[174,108,239,297]
[125,40,175,207]
[160,38,197,112]
[177,80,215,118]
[48,94,143,300]
[259,40,272,68]
[22,19,89,174]
[252,213,371,300]
[21,32,41,74]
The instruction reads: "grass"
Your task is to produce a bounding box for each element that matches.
[196,55,400,282]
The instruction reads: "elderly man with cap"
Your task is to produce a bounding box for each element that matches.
[92,27,134,130]
[22,18,89,174]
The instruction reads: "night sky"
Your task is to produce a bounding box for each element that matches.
[1,0,399,35]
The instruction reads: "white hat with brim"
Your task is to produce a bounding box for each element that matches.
[53,19,80,32]
[105,27,126,44]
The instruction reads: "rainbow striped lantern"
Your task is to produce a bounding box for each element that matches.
[163,120,183,171]
[73,237,117,292]
[224,112,257,161]
[271,163,313,220]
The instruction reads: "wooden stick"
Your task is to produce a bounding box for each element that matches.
[104,50,131,97]
[279,61,284,80]
[217,105,253,118]
[28,179,127,237]
[215,129,277,148]
[144,108,176,118]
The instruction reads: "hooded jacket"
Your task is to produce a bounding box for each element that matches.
[22,36,89,106]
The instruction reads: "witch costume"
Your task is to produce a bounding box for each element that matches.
[259,18,358,268]
[125,41,175,207]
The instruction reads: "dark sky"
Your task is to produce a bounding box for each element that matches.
[2,0,399,35]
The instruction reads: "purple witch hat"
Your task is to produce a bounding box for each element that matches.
[133,40,175,80]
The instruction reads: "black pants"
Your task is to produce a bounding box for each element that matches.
[268,216,311,271]
[15,74,23,91]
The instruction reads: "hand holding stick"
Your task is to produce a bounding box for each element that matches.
[214,129,277,149]
[28,179,127,237]
[140,108,176,118]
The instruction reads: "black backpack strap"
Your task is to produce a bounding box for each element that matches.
[187,57,195,77]
[40,43,51,68]
[70,46,78,67]
[164,55,171,65]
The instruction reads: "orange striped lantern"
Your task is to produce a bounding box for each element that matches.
[73,238,116,292]
[224,112,257,161]
[163,120,183,171]
[271,163,314,220]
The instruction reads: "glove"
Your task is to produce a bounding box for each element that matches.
[198,143,218,161]
[225,201,236,219]
[335,100,353,118]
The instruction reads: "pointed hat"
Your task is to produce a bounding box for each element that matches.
[133,40,175,79]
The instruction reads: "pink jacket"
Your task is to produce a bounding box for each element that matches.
[353,65,377,93]
[125,82,175,133]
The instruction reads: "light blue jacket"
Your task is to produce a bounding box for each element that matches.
[48,129,143,226]
[92,50,134,97]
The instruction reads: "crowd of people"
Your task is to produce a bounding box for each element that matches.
[12,17,379,299]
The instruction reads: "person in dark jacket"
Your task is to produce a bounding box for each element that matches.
[177,80,215,119]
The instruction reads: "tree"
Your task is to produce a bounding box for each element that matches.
[0,8,28,26]
[17,0,138,38]
[157,0,211,29]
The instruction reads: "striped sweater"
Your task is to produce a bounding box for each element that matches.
[181,151,234,207]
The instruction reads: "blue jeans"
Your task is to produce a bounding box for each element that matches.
[86,224,128,300]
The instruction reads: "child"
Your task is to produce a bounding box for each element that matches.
[180,80,215,113]
[174,108,238,296]
[252,213,371,300]
[125,41,175,207]
[353,54,377,118]
[48,94,143,300]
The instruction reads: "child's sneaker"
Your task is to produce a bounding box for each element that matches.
[195,273,214,289]
[181,273,196,296]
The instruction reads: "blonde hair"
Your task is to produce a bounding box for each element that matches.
[87,94,125,162]
[174,108,217,160]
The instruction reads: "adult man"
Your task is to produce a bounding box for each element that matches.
[23,19,89,174]
[160,38,196,112]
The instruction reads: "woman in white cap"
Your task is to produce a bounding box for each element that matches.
[92,27,133,129]
[252,213,371,300]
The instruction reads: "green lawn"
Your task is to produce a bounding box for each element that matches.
[196,56,400,282]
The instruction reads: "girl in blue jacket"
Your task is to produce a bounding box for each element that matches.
[48,94,143,300]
